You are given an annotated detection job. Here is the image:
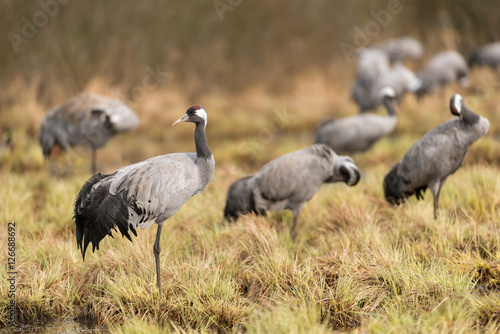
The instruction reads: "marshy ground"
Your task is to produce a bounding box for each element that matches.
[0,72,499,333]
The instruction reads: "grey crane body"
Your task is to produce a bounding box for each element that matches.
[353,59,420,112]
[74,106,214,294]
[316,114,397,154]
[374,36,424,63]
[39,93,139,173]
[384,94,489,218]
[356,48,390,85]
[317,87,398,154]
[224,144,360,238]
[469,42,500,71]
[377,63,421,101]
[416,51,469,98]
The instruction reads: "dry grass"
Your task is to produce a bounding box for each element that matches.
[0,67,499,333]
[2,1,500,332]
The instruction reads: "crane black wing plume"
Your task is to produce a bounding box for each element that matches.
[74,172,137,260]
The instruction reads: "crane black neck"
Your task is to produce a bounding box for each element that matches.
[382,96,396,116]
[194,121,212,159]
[461,107,480,126]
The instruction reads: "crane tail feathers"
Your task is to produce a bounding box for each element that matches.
[384,164,427,205]
[224,176,264,221]
[74,172,133,260]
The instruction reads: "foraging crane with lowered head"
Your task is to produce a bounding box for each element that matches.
[39,93,139,173]
[316,86,398,154]
[374,36,424,63]
[416,51,469,99]
[383,94,489,218]
[224,144,360,239]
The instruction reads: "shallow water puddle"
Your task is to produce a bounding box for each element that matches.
[1,319,107,334]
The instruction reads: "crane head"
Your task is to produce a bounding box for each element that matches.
[450,94,463,117]
[379,86,396,100]
[327,156,360,186]
[340,159,361,186]
[173,105,208,128]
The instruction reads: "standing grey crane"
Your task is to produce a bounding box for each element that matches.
[355,48,391,86]
[316,87,398,154]
[416,51,469,99]
[383,94,489,218]
[223,144,360,239]
[352,48,390,112]
[374,36,424,63]
[74,106,214,294]
[469,42,500,72]
[39,93,140,173]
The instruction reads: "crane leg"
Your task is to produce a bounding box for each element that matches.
[429,181,442,220]
[91,149,97,174]
[153,224,163,295]
[290,206,303,241]
[291,215,298,241]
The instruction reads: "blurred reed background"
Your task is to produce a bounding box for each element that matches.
[1,0,499,104]
[1,0,499,171]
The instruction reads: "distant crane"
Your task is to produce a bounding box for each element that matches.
[416,51,469,99]
[376,63,422,101]
[469,42,500,74]
[224,144,360,239]
[353,60,420,112]
[39,93,140,173]
[352,48,390,112]
[74,106,214,294]
[374,36,424,63]
[383,94,489,218]
[316,86,398,154]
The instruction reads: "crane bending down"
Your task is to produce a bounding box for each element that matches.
[373,36,424,63]
[39,93,139,173]
[316,86,398,154]
[74,106,214,294]
[224,144,360,239]
[383,94,489,218]
[415,51,469,99]
[469,42,500,73]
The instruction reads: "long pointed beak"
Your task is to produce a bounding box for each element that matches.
[172,114,189,126]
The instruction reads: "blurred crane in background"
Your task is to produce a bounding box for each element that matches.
[316,86,398,154]
[39,93,139,173]
[469,41,500,76]
[352,43,421,112]
[374,36,424,63]
[416,51,469,99]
